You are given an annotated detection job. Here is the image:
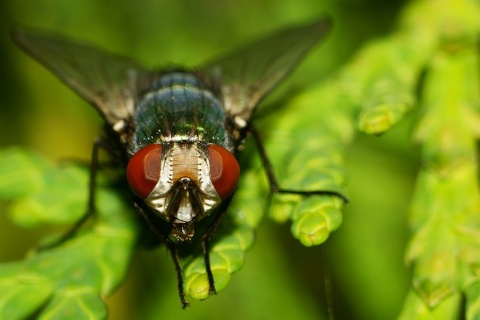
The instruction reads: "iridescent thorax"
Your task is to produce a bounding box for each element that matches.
[131,72,234,154]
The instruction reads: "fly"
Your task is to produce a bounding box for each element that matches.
[12,17,346,308]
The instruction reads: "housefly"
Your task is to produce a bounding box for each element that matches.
[12,17,346,308]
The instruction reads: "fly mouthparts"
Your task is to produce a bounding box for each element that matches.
[172,221,195,242]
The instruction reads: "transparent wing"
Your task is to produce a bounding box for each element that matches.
[203,17,331,123]
[12,29,155,127]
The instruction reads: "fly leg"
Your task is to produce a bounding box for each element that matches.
[250,126,348,203]
[201,237,216,296]
[251,126,343,319]
[133,202,190,309]
[201,195,234,296]
[38,137,115,250]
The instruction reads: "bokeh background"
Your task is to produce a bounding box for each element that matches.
[0,0,417,319]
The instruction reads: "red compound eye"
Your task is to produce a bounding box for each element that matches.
[126,144,162,199]
[208,144,240,199]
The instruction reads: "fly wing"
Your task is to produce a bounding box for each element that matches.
[11,29,155,127]
[202,17,331,125]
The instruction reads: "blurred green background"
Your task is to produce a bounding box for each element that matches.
[0,0,417,319]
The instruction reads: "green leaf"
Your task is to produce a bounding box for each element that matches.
[354,40,419,134]
[290,197,343,246]
[0,262,53,320]
[466,282,480,319]
[397,0,480,317]
[0,149,139,319]
[9,165,88,228]
[398,290,461,320]
[40,291,107,320]
[0,147,52,198]
[261,83,351,245]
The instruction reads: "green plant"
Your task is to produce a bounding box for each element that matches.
[2,0,480,319]
[338,0,480,318]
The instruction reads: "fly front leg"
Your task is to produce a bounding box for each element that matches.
[134,202,191,308]
[200,195,234,296]
[171,245,190,309]
[201,237,216,296]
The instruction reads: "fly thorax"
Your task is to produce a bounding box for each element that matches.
[144,142,221,227]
